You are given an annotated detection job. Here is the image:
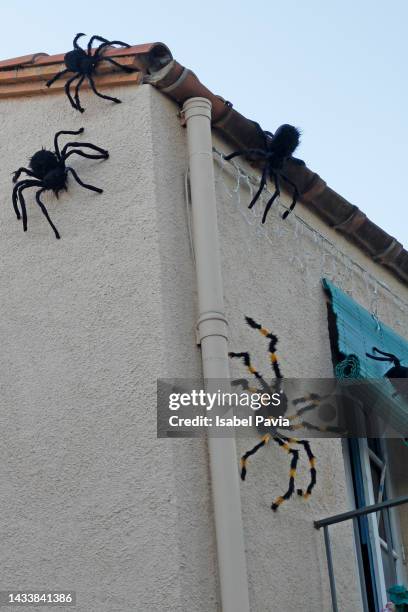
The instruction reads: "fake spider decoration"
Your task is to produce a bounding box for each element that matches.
[230,316,341,511]
[12,128,108,239]
[46,34,136,112]
[366,347,408,401]
[224,122,305,223]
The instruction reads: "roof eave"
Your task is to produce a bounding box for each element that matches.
[0,46,406,285]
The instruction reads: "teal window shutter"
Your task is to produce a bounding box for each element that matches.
[323,278,408,436]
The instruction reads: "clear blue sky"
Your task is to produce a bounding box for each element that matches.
[2,1,407,247]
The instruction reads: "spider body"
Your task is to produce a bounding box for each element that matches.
[366,347,408,400]
[41,166,67,193]
[46,33,137,112]
[29,150,67,193]
[12,128,109,239]
[268,124,301,160]
[224,122,305,223]
[64,48,95,74]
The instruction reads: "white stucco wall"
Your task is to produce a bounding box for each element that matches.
[0,82,407,611]
[0,84,216,612]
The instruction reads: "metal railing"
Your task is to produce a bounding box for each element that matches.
[314,494,408,612]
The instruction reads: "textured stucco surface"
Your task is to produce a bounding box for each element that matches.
[0,85,215,612]
[0,83,407,612]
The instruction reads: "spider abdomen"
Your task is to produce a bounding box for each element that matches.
[64,49,93,73]
[30,149,60,179]
[42,167,67,193]
[271,124,301,158]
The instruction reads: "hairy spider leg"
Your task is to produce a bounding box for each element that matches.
[297,439,316,499]
[87,35,110,53]
[54,128,85,159]
[223,151,244,161]
[73,75,86,113]
[223,140,272,215]
[17,180,43,231]
[99,57,136,74]
[373,347,399,359]
[64,149,107,162]
[17,184,30,231]
[94,40,131,57]
[12,181,29,221]
[229,351,271,393]
[73,33,86,50]
[61,141,109,161]
[35,189,60,239]
[66,167,103,193]
[12,179,41,223]
[12,182,24,219]
[65,74,83,110]
[224,148,267,162]
[87,74,121,104]
[45,68,70,88]
[244,316,283,380]
[278,435,316,500]
[247,126,279,221]
[280,174,300,219]
[12,167,37,183]
[367,347,400,364]
[248,164,268,211]
[292,392,323,406]
[240,434,271,480]
[261,173,280,224]
[270,438,299,510]
[293,438,316,500]
[366,353,393,363]
[366,353,394,362]
[289,402,320,418]
[287,393,344,433]
[287,395,323,422]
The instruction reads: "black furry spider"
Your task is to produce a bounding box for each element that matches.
[46,34,136,112]
[12,128,108,239]
[230,317,341,511]
[366,347,408,400]
[224,122,305,223]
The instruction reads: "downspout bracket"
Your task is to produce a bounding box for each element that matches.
[196,310,229,345]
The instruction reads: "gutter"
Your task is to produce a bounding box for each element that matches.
[182,97,250,612]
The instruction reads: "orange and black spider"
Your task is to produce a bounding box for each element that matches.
[230,317,341,511]
[224,122,305,223]
[46,33,137,113]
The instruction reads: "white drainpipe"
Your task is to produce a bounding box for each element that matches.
[182,97,250,612]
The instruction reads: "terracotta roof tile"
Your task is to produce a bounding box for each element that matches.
[0,43,168,99]
[0,52,49,70]
[0,68,142,99]
[0,43,170,70]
